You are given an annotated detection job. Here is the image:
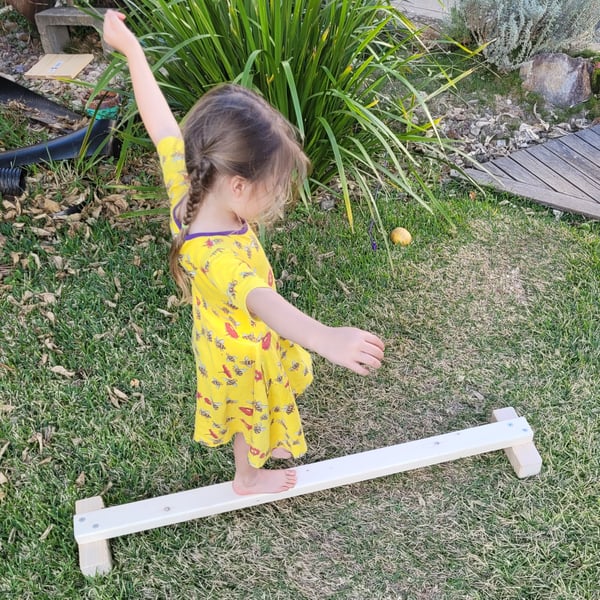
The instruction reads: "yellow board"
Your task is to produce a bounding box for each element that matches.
[25,54,94,79]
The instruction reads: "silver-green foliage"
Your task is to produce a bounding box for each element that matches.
[453,0,600,71]
[98,0,473,232]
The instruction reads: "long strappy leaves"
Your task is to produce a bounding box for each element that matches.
[94,0,478,243]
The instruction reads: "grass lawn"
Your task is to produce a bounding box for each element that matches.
[0,181,598,598]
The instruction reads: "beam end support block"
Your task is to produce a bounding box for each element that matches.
[75,496,113,576]
[492,407,542,478]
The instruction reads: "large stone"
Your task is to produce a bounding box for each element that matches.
[520,53,593,108]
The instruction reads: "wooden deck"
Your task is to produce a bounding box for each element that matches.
[464,124,600,219]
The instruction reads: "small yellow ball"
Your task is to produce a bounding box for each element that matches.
[390,227,412,246]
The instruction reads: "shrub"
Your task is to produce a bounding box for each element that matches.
[451,0,600,72]
[98,0,473,237]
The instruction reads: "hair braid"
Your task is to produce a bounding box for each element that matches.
[168,156,215,301]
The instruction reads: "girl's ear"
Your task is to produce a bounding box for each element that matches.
[230,175,249,198]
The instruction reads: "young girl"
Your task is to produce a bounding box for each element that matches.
[103,10,385,495]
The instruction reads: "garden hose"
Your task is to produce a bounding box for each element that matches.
[0,167,26,196]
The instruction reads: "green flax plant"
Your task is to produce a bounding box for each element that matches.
[96,0,475,241]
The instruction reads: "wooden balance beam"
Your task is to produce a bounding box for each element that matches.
[74,407,541,575]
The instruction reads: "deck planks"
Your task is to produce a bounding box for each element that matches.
[464,124,600,219]
[559,135,600,168]
[542,138,600,182]
[527,145,600,198]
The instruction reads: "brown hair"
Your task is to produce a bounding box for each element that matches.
[169,84,310,298]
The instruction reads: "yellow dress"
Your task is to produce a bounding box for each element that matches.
[158,137,313,468]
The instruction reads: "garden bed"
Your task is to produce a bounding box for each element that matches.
[1,3,597,173]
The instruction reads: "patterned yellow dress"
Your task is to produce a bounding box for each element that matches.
[157,137,313,468]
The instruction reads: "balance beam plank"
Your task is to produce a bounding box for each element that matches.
[74,415,536,544]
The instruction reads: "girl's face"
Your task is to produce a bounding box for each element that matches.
[234,178,276,224]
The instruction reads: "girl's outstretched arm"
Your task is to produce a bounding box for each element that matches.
[246,287,384,376]
[103,10,180,145]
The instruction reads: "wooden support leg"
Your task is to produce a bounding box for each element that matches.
[491,407,542,478]
[75,496,113,576]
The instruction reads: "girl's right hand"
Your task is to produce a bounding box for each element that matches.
[103,9,140,57]
[316,326,385,376]
[246,287,384,376]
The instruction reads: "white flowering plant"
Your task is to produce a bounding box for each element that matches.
[452,0,600,71]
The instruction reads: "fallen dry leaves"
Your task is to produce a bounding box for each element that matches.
[5,287,63,329]
[49,365,75,378]
[38,524,54,541]
[1,148,164,250]
[106,385,128,408]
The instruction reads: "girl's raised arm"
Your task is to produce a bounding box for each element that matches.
[102,10,180,146]
[246,287,384,376]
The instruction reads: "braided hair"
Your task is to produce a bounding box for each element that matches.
[168,84,310,298]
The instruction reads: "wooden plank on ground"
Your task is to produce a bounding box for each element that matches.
[74,417,536,544]
[558,134,600,168]
[465,170,600,219]
[526,144,600,200]
[542,138,600,183]
[508,151,586,196]
[75,496,112,576]
[492,408,543,478]
[485,155,553,189]
[576,126,600,146]
[477,161,509,178]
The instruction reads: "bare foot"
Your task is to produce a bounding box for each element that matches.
[271,447,293,459]
[232,468,297,495]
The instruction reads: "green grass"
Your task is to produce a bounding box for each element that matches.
[1,185,598,599]
[0,103,51,152]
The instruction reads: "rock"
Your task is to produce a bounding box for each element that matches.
[520,53,593,108]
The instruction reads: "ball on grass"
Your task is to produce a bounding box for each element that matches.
[390,227,412,246]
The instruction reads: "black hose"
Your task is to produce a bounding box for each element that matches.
[1,74,81,121]
[0,167,26,196]
[0,119,117,169]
